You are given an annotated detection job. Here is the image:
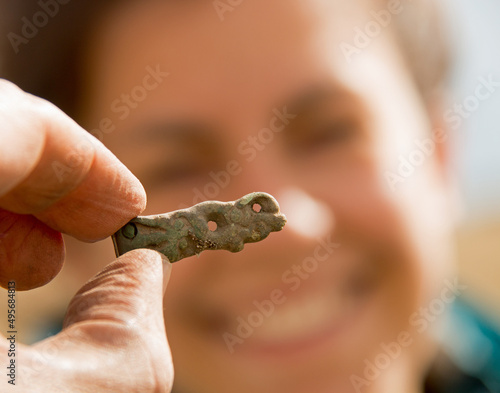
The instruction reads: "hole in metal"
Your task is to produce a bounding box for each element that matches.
[208,221,218,231]
[122,223,137,239]
[252,203,262,213]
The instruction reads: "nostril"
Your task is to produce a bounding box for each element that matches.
[208,221,218,231]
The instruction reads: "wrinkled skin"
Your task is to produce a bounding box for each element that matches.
[74,1,455,393]
[0,80,173,392]
[0,0,457,392]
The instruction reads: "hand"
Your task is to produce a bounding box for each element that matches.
[0,78,146,290]
[0,79,174,392]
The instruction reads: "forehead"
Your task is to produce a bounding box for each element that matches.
[83,0,399,119]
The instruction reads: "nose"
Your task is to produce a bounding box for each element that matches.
[278,187,334,239]
[228,151,335,242]
[199,149,337,282]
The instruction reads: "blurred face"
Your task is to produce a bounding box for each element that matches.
[77,0,455,392]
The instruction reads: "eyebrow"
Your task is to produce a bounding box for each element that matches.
[128,82,350,144]
[129,120,216,145]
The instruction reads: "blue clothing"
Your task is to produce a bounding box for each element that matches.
[425,300,500,393]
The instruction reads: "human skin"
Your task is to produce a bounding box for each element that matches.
[0,0,457,392]
[0,80,174,392]
[67,1,456,392]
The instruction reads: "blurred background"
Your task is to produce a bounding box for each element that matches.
[444,0,500,325]
[0,0,499,344]
[448,0,500,220]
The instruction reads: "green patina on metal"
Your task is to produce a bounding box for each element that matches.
[112,192,287,262]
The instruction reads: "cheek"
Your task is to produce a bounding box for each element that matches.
[163,257,214,327]
[165,259,201,295]
[302,149,429,311]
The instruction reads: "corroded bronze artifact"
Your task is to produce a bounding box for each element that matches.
[112,192,286,262]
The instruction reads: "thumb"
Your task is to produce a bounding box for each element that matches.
[8,250,173,392]
[63,249,171,331]
[49,249,174,392]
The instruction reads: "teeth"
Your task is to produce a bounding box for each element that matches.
[252,293,345,342]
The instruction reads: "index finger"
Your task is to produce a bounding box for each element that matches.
[0,79,146,241]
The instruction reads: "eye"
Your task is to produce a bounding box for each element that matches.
[290,118,360,155]
[312,120,356,144]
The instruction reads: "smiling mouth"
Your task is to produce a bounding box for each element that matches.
[189,259,381,358]
[245,270,377,356]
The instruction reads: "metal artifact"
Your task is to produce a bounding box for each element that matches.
[112,192,286,262]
